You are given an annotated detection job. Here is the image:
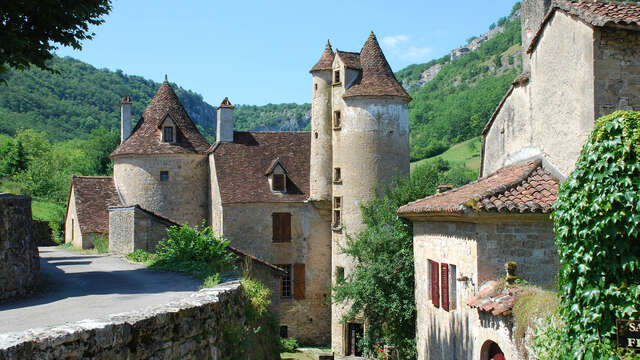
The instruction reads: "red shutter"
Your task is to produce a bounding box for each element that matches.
[293,263,305,300]
[430,260,440,308]
[441,263,450,311]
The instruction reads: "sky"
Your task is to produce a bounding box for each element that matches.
[56,0,519,106]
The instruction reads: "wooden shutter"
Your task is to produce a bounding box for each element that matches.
[441,263,450,311]
[293,263,305,300]
[430,260,440,308]
[272,214,279,242]
[272,213,291,242]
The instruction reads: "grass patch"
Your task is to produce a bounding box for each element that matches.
[93,234,109,254]
[411,136,481,173]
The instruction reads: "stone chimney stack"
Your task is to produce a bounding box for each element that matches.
[216,97,235,142]
[120,95,132,143]
[521,0,553,72]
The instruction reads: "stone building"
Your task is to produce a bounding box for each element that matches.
[64,32,410,350]
[398,1,640,359]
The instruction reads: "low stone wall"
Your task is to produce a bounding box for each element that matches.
[0,194,40,302]
[0,281,275,360]
[109,205,175,254]
[32,220,54,246]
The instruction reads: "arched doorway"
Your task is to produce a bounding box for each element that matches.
[480,340,505,360]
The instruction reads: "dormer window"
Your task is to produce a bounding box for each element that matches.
[162,126,174,143]
[266,157,288,193]
[334,70,341,84]
[273,174,286,192]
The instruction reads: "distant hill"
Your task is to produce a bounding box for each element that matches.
[0,56,311,142]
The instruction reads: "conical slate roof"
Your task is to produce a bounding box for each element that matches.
[111,80,210,157]
[343,32,411,101]
[309,40,335,73]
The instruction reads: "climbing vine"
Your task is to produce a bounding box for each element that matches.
[537,111,640,359]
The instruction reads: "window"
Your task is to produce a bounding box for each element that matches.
[333,111,341,129]
[162,126,174,143]
[336,266,345,283]
[333,196,342,228]
[279,264,292,298]
[272,213,291,243]
[280,326,288,338]
[449,264,457,310]
[293,263,306,300]
[429,259,440,308]
[315,132,318,139]
[441,263,450,311]
[314,83,318,91]
[272,174,286,192]
[333,167,341,183]
[160,171,169,181]
[334,70,340,84]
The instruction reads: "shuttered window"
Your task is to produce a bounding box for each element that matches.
[441,263,450,311]
[293,263,306,300]
[429,260,440,308]
[278,264,292,298]
[449,264,457,310]
[272,213,291,243]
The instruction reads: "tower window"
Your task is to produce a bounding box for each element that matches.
[334,70,340,84]
[160,171,169,181]
[314,83,318,91]
[333,111,341,129]
[272,174,286,192]
[333,196,342,229]
[333,167,341,183]
[315,132,318,139]
[162,126,174,143]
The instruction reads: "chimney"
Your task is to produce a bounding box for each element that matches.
[216,97,235,142]
[120,95,132,143]
[521,0,553,72]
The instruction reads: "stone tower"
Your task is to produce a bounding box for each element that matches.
[312,32,411,356]
[521,0,552,72]
[309,40,335,201]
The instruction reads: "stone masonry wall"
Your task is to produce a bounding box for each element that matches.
[0,194,39,302]
[0,282,277,360]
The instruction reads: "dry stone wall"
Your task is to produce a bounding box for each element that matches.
[0,194,39,302]
[0,281,274,360]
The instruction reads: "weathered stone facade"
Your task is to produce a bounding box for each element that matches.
[0,282,279,360]
[108,206,175,254]
[64,188,85,248]
[113,154,209,226]
[412,216,557,360]
[0,194,40,302]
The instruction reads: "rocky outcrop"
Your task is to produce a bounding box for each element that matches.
[0,194,40,302]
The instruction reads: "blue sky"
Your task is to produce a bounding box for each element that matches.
[56,0,519,106]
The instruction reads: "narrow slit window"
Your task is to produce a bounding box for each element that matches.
[314,83,318,91]
[333,111,341,129]
[163,127,174,143]
[334,70,340,83]
[160,171,169,182]
[336,266,345,283]
[333,167,341,183]
[333,196,342,228]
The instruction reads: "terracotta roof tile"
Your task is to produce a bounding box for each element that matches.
[336,51,361,70]
[397,159,559,216]
[110,81,210,157]
[310,40,335,73]
[71,176,122,234]
[527,0,640,54]
[467,281,524,316]
[343,32,411,101]
[210,132,310,203]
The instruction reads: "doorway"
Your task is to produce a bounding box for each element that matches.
[346,323,363,356]
[480,340,505,360]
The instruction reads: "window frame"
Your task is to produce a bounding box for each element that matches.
[278,264,293,298]
[333,70,341,84]
[333,111,342,130]
[333,167,342,183]
[332,196,342,229]
[162,126,174,143]
[272,212,292,243]
[272,173,286,192]
[160,171,169,182]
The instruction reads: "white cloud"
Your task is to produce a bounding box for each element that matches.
[380,34,431,63]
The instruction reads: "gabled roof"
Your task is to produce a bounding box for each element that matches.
[265,157,288,175]
[467,280,524,317]
[110,80,210,157]
[336,51,362,70]
[527,0,640,54]
[209,132,310,203]
[397,159,559,217]
[68,176,122,234]
[310,40,335,73]
[343,32,411,101]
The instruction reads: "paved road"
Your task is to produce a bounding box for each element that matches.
[0,246,200,334]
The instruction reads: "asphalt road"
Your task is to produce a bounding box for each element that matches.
[0,246,200,334]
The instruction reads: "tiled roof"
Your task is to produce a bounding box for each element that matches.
[527,0,640,54]
[467,280,524,316]
[343,32,411,101]
[219,97,234,108]
[209,132,310,203]
[310,40,335,73]
[69,176,122,235]
[397,159,559,216]
[336,51,361,70]
[110,81,210,157]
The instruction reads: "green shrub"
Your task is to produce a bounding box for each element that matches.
[280,337,299,353]
[155,221,235,268]
[126,249,155,263]
[93,234,109,254]
[539,111,640,359]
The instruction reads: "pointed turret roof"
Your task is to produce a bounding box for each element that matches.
[343,31,411,101]
[110,80,210,157]
[309,40,335,73]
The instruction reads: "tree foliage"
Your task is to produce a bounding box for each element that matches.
[0,1,112,76]
[332,160,477,359]
[539,111,640,359]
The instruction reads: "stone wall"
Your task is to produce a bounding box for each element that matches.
[109,206,174,254]
[33,220,54,246]
[0,194,40,302]
[0,281,278,360]
[64,188,86,248]
[413,215,557,360]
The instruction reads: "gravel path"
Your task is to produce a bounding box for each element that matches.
[0,246,200,334]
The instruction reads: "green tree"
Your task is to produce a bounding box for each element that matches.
[0,1,112,76]
[332,161,476,359]
[0,138,26,176]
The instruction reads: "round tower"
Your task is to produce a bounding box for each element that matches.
[309,40,335,201]
[330,32,411,356]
